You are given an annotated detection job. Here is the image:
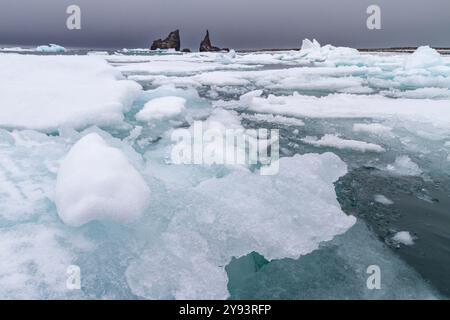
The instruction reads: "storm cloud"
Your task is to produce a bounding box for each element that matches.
[0,0,449,49]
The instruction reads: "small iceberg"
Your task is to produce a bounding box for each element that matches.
[35,44,67,53]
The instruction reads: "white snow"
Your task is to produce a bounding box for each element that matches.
[374,194,394,205]
[136,96,186,121]
[387,156,423,176]
[353,123,393,136]
[243,93,450,129]
[0,54,141,131]
[392,231,415,246]
[55,133,150,227]
[301,38,321,51]
[404,46,443,70]
[302,134,385,153]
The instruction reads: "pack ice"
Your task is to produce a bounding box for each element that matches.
[0,42,446,299]
[0,54,141,131]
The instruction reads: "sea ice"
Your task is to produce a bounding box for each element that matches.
[35,44,67,53]
[302,134,385,153]
[126,153,356,299]
[0,54,141,131]
[353,123,392,136]
[404,46,443,70]
[392,231,415,246]
[386,156,422,176]
[136,96,186,121]
[55,133,151,227]
[374,194,394,205]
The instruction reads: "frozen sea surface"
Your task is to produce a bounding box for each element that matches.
[0,43,449,299]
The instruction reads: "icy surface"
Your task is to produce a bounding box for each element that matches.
[0,45,449,299]
[126,153,356,299]
[0,55,141,131]
[55,133,150,227]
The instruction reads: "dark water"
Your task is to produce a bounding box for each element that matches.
[226,116,450,299]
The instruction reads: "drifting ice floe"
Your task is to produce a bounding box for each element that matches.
[302,134,386,153]
[0,55,141,131]
[387,156,423,176]
[392,231,415,246]
[374,194,394,205]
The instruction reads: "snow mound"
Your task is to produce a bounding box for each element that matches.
[55,133,150,227]
[136,96,186,121]
[302,134,385,153]
[0,55,141,131]
[404,46,443,70]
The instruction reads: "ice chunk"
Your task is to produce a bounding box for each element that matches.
[374,194,394,205]
[353,123,392,136]
[36,44,66,53]
[302,134,385,153]
[392,231,415,246]
[301,38,321,51]
[136,96,186,121]
[404,46,443,70]
[126,153,356,299]
[387,156,422,176]
[0,55,141,131]
[55,133,150,227]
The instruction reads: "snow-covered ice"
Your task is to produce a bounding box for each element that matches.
[55,133,150,227]
[136,96,186,121]
[0,55,141,131]
[0,43,448,299]
[302,134,386,153]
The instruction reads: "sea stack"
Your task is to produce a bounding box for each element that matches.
[199,30,229,52]
[151,30,181,51]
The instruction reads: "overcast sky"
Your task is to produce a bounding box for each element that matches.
[1,0,449,49]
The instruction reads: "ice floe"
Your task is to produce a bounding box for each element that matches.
[302,134,385,153]
[0,55,141,131]
[392,231,415,246]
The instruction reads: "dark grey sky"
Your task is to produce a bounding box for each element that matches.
[0,0,449,49]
